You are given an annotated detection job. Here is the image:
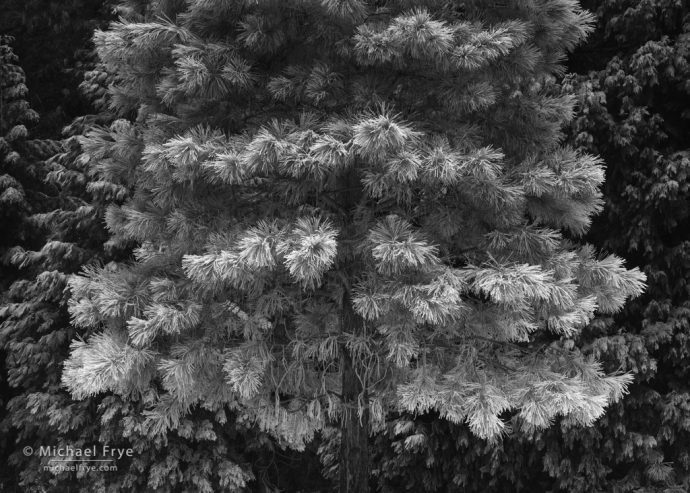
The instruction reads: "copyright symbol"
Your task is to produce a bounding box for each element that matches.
[23,446,33,456]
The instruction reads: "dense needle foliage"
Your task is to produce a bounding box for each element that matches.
[5,0,688,492]
[372,2,690,492]
[52,1,643,492]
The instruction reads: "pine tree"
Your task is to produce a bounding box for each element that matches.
[61,1,646,491]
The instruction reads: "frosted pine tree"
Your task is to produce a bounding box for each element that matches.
[62,1,646,491]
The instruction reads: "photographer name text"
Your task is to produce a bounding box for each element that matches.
[36,445,133,460]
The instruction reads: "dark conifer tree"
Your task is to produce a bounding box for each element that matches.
[0,0,114,136]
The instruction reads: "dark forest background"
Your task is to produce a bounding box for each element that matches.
[1,0,688,491]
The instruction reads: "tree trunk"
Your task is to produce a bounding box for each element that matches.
[339,296,370,493]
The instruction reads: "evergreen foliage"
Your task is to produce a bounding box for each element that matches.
[0,37,113,487]
[58,1,645,491]
[0,109,283,493]
[1,39,306,492]
[371,1,690,492]
[0,36,60,286]
[0,35,78,490]
[559,3,690,487]
[0,1,114,136]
